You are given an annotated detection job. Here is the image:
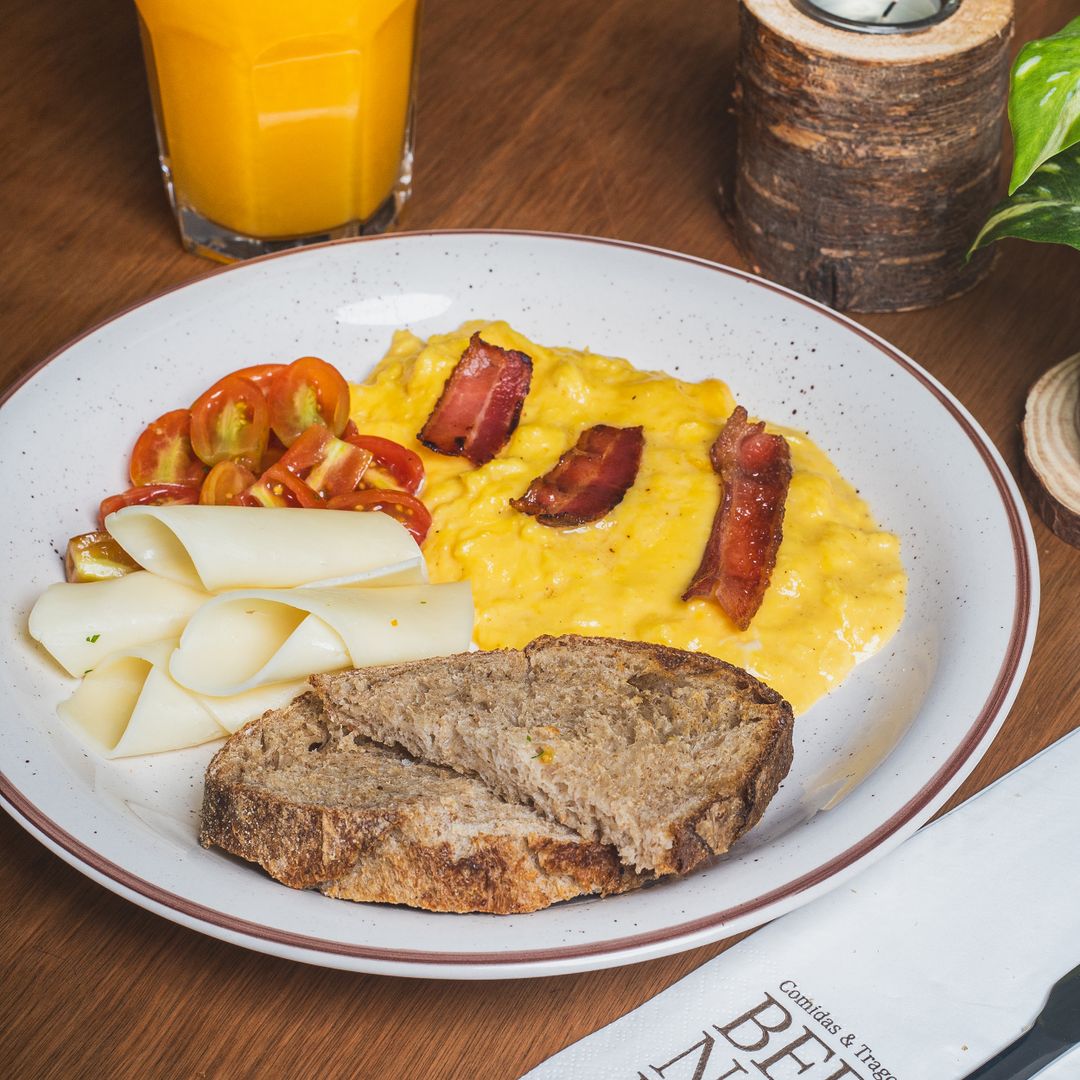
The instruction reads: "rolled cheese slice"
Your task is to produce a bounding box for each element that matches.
[28,571,209,678]
[58,639,227,758]
[105,506,426,591]
[169,582,473,696]
[194,679,310,735]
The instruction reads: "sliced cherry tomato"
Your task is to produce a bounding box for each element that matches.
[130,409,208,487]
[275,425,332,470]
[258,433,287,473]
[267,357,350,446]
[189,374,269,470]
[326,489,433,545]
[238,483,287,509]
[199,460,256,506]
[232,363,286,394]
[274,424,372,499]
[99,483,200,528]
[342,421,425,495]
[247,466,324,508]
[65,531,140,582]
[307,440,372,498]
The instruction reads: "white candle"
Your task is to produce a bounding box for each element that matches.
[793,0,959,32]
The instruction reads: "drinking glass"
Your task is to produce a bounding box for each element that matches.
[135,0,421,261]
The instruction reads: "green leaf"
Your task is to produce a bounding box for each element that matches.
[971,146,1080,253]
[1008,16,1080,192]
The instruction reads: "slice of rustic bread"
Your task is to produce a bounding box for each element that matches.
[200,692,643,913]
[312,635,794,875]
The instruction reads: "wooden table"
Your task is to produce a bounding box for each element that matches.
[3,1,1078,1076]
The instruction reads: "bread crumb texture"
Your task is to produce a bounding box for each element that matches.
[200,693,644,913]
[313,635,794,875]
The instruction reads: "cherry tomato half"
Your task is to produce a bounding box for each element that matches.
[65,531,141,583]
[258,434,287,473]
[189,374,270,470]
[326,489,433,545]
[232,363,286,393]
[248,466,324,508]
[341,422,424,495]
[130,409,208,487]
[237,483,287,509]
[275,424,373,499]
[267,357,350,446]
[199,460,256,506]
[99,483,200,529]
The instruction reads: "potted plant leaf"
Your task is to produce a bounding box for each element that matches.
[971,16,1080,545]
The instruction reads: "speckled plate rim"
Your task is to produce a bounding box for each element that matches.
[0,230,1039,979]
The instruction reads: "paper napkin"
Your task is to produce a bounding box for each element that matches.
[522,728,1080,1079]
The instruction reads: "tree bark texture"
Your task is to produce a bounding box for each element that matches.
[731,0,1013,312]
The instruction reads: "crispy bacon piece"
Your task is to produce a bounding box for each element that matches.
[418,334,533,465]
[511,424,644,526]
[683,406,791,631]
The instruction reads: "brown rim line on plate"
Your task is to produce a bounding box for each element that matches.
[0,231,1036,973]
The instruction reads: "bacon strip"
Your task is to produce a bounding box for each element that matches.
[418,334,533,465]
[683,406,791,631]
[511,424,644,526]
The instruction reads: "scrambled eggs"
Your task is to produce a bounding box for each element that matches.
[349,321,905,714]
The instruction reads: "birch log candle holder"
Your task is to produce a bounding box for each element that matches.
[730,0,1014,312]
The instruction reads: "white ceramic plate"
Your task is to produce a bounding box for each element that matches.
[0,232,1038,979]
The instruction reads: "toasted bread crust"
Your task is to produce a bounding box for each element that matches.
[318,832,637,914]
[667,708,794,874]
[199,694,642,914]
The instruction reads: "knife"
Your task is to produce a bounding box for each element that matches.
[963,962,1080,1079]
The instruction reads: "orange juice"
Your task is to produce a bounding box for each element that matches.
[135,0,420,245]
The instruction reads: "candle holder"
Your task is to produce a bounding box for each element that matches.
[791,0,961,35]
[728,0,1013,312]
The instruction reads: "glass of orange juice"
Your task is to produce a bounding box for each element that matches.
[134,0,421,261]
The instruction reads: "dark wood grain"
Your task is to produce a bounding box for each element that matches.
[2,1,1079,1078]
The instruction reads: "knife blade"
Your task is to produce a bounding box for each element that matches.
[963,962,1080,1078]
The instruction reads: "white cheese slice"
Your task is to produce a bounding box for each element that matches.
[169,582,473,696]
[193,680,309,734]
[28,571,209,678]
[58,639,226,758]
[104,506,426,591]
